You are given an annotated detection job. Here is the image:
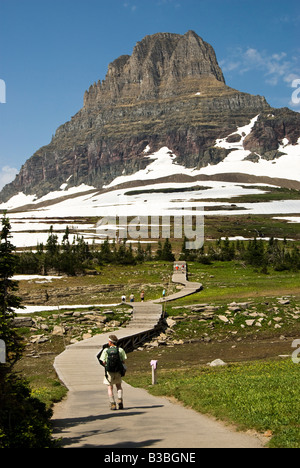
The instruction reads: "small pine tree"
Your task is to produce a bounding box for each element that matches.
[0,214,24,368]
[156,240,163,260]
[136,242,145,263]
[161,238,175,262]
[0,214,58,448]
[45,225,59,256]
[145,244,152,261]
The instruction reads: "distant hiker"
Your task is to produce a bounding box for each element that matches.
[97,335,127,410]
[121,294,126,303]
[175,264,179,271]
[130,293,135,303]
[140,291,145,302]
[162,289,166,299]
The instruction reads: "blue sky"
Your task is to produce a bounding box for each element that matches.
[0,0,299,190]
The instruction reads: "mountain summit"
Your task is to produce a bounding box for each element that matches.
[1,31,299,202]
[84,30,225,106]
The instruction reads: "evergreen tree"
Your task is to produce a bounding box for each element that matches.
[0,214,24,368]
[145,244,152,261]
[220,237,235,261]
[45,226,59,256]
[136,242,145,263]
[156,240,163,260]
[161,238,175,262]
[62,226,71,252]
[100,239,113,263]
[0,214,59,448]
[179,237,189,260]
[246,238,266,267]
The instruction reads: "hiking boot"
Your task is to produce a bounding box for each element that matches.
[118,399,124,410]
[110,402,117,411]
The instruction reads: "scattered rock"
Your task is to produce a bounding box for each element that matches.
[218,315,229,323]
[62,310,74,316]
[52,325,66,336]
[209,359,227,367]
[82,333,92,340]
[278,299,290,305]
[245,319,256,327]
[166,318,177,328]
[12,317,34,328]
[30,335,49,344]
[203,336,212,343]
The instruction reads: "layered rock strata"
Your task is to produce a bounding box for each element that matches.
[1,30,299,202]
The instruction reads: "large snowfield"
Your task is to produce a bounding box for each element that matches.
[1,116,300,248]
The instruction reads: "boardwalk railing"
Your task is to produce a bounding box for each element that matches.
[53,262,202,389]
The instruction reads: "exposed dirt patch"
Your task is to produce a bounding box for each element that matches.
[127,335,297,374]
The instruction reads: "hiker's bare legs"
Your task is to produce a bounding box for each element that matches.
[108,385,116,409]
[116,383,123,409]
[108,383,123,410]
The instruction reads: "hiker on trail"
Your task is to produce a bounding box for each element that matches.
[97,335,127,410]
[162,289,166,299]
[121,294,126,303]
[140,291,145,302]
[130,293,135,303]
[175,264,179,271]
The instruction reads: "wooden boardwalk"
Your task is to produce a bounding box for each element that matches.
[52,263,264,448]
[53,262,202,388]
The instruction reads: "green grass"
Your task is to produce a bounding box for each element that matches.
[204,215,300,240]
[202,186,300,204]
[125,359,300,448]
[14,259,300,447]
[17,261,177,305]
[184,260,300,303]
[13,336,68,410]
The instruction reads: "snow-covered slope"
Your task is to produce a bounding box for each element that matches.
[1,115,299,248]
[104,115,300,187]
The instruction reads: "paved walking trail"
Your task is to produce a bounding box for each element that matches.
[52,263,264,448]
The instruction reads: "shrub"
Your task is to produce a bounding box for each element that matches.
[0,373,56,448]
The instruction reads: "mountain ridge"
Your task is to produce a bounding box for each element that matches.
[1,30,299,203]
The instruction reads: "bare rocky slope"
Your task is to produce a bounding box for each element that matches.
[1,30,299,202]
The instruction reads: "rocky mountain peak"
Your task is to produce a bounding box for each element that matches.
[1,31,299,204]
[84,30,225,107]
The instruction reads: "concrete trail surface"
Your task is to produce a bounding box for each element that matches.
[52,262,264,449]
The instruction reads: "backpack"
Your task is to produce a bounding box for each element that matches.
[97,344,108,367]
[106,346,125,375]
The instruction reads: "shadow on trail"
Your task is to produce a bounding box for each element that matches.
[52,410,150,431]
[52,410,163,448]
[59,439,163,449]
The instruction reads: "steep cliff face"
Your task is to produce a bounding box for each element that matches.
[83,31,226,106]
[243,107,300,155]
[1,30,298,202]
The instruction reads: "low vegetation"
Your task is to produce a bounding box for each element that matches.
[1,213,300,448]
[0,215,57,448]
[16,228,175,275]
[126,359,300,448]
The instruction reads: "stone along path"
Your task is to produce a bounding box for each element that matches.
[52,262,264,448]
